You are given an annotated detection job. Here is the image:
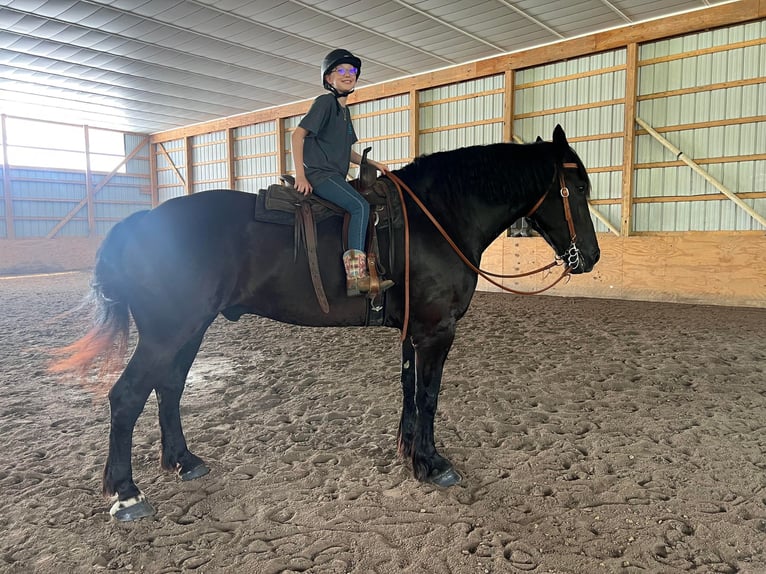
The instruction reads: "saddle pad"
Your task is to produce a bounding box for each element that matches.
[254,180,403,229]
[254,184,342,225]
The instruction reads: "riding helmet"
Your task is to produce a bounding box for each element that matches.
[321,48,362,92]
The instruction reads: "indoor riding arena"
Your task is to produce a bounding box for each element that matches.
[1,2,765,573]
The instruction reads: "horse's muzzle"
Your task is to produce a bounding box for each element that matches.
[566,243,599,274]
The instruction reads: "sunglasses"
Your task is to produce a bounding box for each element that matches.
[333,67,359,76]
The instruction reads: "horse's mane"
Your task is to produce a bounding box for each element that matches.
[394,141,563,211]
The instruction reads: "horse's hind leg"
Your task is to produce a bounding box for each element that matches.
[156,323,213,481]
[397,338,417,458]
[103,341,169,521]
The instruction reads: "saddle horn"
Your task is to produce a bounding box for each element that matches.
[359,146,377,189]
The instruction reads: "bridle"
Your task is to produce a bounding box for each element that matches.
[385,162,583,341]
[525,161,583,271]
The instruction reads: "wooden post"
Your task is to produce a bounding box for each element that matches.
[83,126,95,236]
[621,42,638,237]
[157,143,186,188]
[276,118,286,179]
[184,136,193,195]
[503,69,514,142]
[1,114,14,239]
[47,137,149,238]
[409,89,419,162]
[150,142,159,207]
[226,127,235,189]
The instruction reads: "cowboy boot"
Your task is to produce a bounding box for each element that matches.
[342,249,394,297]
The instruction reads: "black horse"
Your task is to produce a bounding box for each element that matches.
[53,125,600,521]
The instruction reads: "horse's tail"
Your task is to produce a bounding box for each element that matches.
[49,210,148,380]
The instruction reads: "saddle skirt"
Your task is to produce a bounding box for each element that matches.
[253,175,402,319]
[254,176,401,229]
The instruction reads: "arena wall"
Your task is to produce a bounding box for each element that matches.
[2,2,764,309]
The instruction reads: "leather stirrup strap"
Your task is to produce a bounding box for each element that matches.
[365,215,383,296]
[366,251,382,295]
[299,203,330,313]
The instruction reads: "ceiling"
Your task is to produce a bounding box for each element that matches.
[0,0,729,135]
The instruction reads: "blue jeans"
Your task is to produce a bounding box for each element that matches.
[312,174,369,252]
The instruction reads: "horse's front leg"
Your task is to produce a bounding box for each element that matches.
[397,337,416,458]
[155,325,212,482]
[411,328,462,487]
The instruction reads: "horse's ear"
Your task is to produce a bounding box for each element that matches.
[535,136,544,142]
[552,125,568,157]
[552,125,567,145]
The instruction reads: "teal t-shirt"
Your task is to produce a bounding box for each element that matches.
[298,93,358,186]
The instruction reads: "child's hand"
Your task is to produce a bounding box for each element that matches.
[295,175,313,196]
[371,160,389,174]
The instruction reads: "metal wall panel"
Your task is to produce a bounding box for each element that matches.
[0,167,5,238]
[636,20,766,232]
[350,93,410,172]
[11,169,84,238]
[4,164,150,238]
[156,139,186,202]
[514,49,627,234]
[283,115,303,177]
[234,120,278,193]
[191,130,227,193]
[419,75,504,155]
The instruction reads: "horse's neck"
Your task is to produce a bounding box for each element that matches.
[451,159,551,252]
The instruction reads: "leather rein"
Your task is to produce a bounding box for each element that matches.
[385,162,582,341]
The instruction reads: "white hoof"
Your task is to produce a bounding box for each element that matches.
[109,492,155,521]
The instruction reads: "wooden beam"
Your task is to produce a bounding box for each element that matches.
[226,127,235,189]
[419,88,504,107]
[515,64,627,89]
[503,70,514,143]
[151,100,314,143]
[148,1,765,144]
[638,77,765,101]
[589,205,620,236]
[83,126,95,235]
[636,153,766,169]
[638,36,766,66]
[419,118,503,134]
[635,115,766,134]
[184,136,193,195]
[149,142,158,207]
[157,143,186,187]
[636,116,766,229]
[621,43,638,237]
[593,0,764,51]
[515,99,625,120]
[276,119,286,184]
[46,136,149,238]
[409,89,419,163]
[633,191,766,203]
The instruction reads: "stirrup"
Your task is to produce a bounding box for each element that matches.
[347,277,394,297]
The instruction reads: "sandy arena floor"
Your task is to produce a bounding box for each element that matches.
[1,271,765,574]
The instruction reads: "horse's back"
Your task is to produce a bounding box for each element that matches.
[107,189,368,328]
[95,191,256,319]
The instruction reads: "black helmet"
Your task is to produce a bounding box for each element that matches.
[321,48,362,93]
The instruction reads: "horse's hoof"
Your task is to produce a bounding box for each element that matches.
[179,463,210,481]
[109,494,155,522]
[429,467,462,487]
